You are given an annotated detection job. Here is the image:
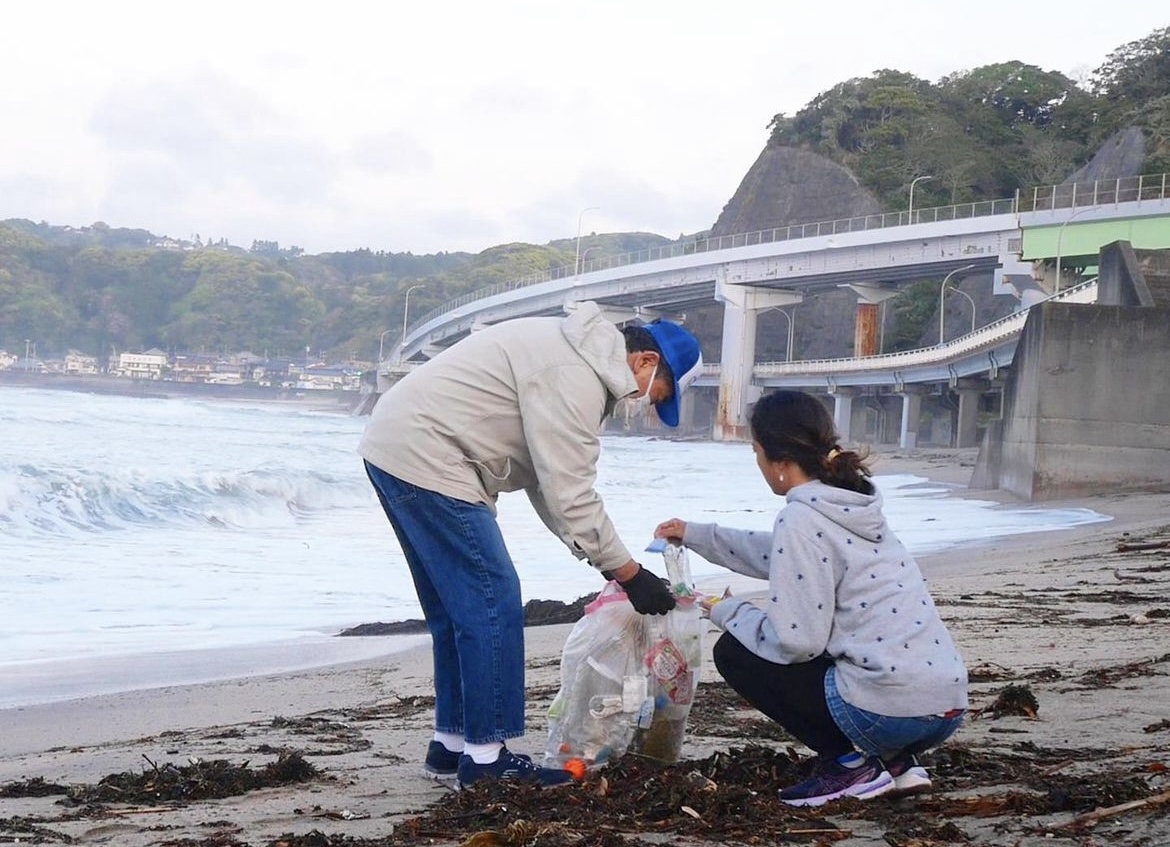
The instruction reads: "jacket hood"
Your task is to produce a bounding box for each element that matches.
[560,302,637,399]
[786,479,885,542]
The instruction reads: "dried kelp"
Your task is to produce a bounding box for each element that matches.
[62,752,319,806]
[0,776,69,798]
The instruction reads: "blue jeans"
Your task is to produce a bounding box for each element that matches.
[364,462,525,743]
[825,667,964,759]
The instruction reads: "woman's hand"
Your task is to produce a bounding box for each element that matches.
[654,518,687,544]
[698,587,733,619]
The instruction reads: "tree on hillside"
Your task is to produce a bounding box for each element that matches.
[1092,26,1170,107]
[940,62,1075,128]
[1090,27,1170,171]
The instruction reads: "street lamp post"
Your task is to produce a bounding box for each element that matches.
[400,284,426,359]
[378,328,395,362]
[908,175,934,224]
[938,264,976,345]
[949,287,978,334]
[575,206,600,276]
[776,309,795,361]
[24,338,31,371]
[577,246,600,275]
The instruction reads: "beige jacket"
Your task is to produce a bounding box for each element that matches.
[358,302,637,571]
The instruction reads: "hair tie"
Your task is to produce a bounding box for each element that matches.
[826,448,841,462]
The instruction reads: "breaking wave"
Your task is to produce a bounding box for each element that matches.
[0,463,371,537]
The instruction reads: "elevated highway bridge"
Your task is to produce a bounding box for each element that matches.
[381,173,1170,446]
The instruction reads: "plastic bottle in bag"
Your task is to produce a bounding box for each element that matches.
[544,584,654,767]
[628,544,703,763]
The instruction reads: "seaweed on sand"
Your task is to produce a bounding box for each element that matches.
[62,751,320,806]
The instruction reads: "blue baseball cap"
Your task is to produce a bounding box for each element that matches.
[643,319,703,427]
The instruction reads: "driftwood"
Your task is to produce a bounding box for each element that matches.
[1116,540,1169,553]
[1057,787,1170,831]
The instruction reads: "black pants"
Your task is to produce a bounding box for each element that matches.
[712,631,853,758]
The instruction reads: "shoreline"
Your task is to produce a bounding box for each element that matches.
[2,450,1168,845]
[0,447,1120,714]
[0,633,431,715]
[0,371,363,412]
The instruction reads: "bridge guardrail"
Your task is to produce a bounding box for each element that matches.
[407,171,1168,337]
[746,278,1098,378]
[1019,173,1170,212]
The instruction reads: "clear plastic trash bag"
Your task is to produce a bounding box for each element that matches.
[544,544,703,770]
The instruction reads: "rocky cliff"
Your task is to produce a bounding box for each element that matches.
[696,145,886,360]
[1063,126,1148,184]
[711,146,883,237]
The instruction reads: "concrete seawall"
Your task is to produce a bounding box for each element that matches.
[973,246,1170,500]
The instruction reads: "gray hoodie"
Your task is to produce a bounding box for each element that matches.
[358,302,637,571]
[686,480,968,718]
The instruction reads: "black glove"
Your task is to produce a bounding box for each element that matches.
[610,565,676,615]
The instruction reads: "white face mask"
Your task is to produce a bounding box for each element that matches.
[616,364,657,418]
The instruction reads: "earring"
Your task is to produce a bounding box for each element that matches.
[778,472,785,484]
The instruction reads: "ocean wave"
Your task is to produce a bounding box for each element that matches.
[0,463,371,537]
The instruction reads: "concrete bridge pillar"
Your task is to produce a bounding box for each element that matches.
[714,276,802,441]
[897,386,925,448]
[841,284,900,356]
[679,388,697,432]
[954,379,987,448]
[829,387,857,443]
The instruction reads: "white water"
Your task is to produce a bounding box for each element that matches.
[0,386,1109,708]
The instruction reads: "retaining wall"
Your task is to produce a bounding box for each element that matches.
[972,302,1170,499]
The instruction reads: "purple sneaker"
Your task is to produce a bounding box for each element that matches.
[779,756,893,807]
[455,748,574,790]
[884,752,932,795]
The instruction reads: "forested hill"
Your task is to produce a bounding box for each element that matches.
[0,219,671,364]
[710,25,1170,243]
[770,26,1170,209]
[2,26,1167,365]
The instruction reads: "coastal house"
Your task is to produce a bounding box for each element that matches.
[251,358,294,387]
[207,359,246,385]
[297,363,360,391]
[170,354,217,382]
[117,349,168,379]
[64,351,99,375]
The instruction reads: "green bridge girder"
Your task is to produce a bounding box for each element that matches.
[1022,216,1170,262]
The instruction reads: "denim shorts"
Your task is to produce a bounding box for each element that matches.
[824,666,964,758]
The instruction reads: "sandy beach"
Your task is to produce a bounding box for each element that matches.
[2,448,1168,846]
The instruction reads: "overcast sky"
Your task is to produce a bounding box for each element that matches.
[1,2,1165,256]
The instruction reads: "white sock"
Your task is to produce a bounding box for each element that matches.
[464,741,504,764]
[433,731,463,753]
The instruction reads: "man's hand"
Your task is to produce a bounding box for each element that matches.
[616,564,676,615]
